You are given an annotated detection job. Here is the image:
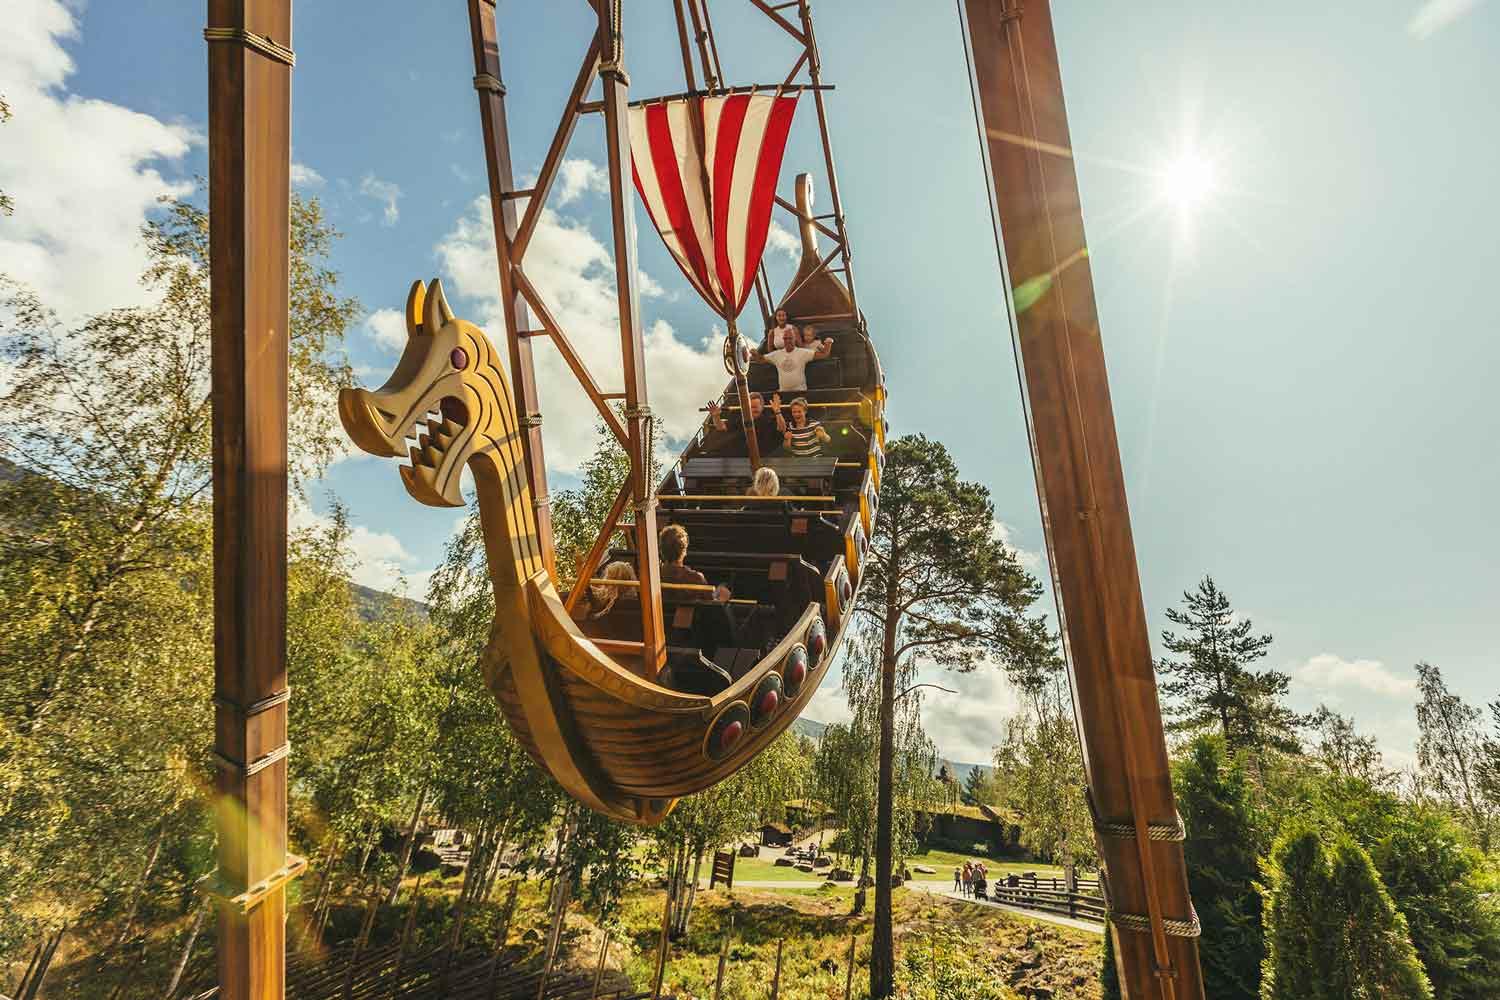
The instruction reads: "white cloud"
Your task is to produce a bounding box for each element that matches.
[0,0,196,321]
[290,162,325,188]
[801,653,1024,767]
[555,158,609,205]
[992,520,1044,574]
[434,190,724,472]
[365,307,407,352]
[1293,653,1419,699]
[916,660,1025,764]
[359,173,403,225]
[291,501,427,595]
[766,219,800,259]
[1407,0,1488,38]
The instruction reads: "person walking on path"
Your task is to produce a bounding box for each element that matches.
[953,867,962,894]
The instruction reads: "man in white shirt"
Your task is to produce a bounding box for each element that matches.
[750,327,833,393]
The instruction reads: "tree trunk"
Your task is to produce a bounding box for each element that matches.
[110,823,165,951]
[21,925,65,1000]
[870,621,898,999]
[679,849,704,936]
[386,782,429,904]
[852,852,869,915]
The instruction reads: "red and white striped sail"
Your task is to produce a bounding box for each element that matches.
[629,92,798,318]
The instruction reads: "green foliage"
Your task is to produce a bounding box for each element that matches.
[1260,822,1432,1000]
[1174,734,1264,1000]
[851,434,1050,998]
[960,765,1002,807]
[1414,662,1495,852]
[1156,577,1300,753]
[0,191,358,962]
[549,417,660,582]
[1369,806,1500,1000]
[992,673,1095,869]
[816,632,941,883]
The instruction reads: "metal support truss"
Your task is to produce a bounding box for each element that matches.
[465,0,666,675]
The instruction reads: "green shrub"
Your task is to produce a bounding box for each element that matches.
[1260,823,1432,1000]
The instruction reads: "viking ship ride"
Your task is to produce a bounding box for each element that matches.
[338,6,880,825]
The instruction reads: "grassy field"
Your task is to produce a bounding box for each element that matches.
[615,884,1103,999]
[35,875,1100,1000]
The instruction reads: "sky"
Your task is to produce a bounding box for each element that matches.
[3,0,1497,768]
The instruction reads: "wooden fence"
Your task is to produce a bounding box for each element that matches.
[983,880,1106,924]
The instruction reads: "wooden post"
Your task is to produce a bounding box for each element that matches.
[843,932,856,1000]
[597,3,668,673]
[589,930,611,1000]
[205,2,305,999]
[650,881,674,1000]
[958,2,1203,998]
[768,938,783,1000]
[726,315,764,471]
[711,916,732,1000]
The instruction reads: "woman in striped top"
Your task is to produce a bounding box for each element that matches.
[776,396,830,457]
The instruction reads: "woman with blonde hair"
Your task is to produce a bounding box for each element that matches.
[580,559,636,618]
[747,465,780,498]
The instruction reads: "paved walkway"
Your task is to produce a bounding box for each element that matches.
[723,880,1104,935]
[905,883,1104,934]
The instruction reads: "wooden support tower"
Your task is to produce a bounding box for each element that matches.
[205,0,305,997]
[959,2,1203,998]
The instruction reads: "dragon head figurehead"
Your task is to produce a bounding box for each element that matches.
[338,278,509,508]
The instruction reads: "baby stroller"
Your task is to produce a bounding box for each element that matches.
[971,875,987,900]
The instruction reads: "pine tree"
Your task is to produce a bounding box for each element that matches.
[1260,823,1432,1000]
[853,434,1051,999]
[1156,577,1299,752]
[1175,735,1264,1000]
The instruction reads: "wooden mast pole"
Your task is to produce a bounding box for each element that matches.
[205,1,305,998]
[958,3,1204,999]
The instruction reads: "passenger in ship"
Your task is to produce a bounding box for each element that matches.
[797,322,822,348]
[705,391,781,456]
[659,524,731,602]
[750,327,833,394]
[746,466,780,498]
[779,396,830,457]
[575,560,636,619]
[765,308,799,352]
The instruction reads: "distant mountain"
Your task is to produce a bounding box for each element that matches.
[350,582,426,622]
[790,717,828,741]
[791,715,993,782]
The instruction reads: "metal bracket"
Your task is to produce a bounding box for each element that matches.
[203,27,295,67]
[207,854,308,914]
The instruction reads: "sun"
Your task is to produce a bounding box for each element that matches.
[1157,149,1218,215]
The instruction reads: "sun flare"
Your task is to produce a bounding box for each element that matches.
[1158,150,1218,214]
[1158,148,1218,215]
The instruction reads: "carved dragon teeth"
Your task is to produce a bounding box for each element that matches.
[404,408,463,473]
